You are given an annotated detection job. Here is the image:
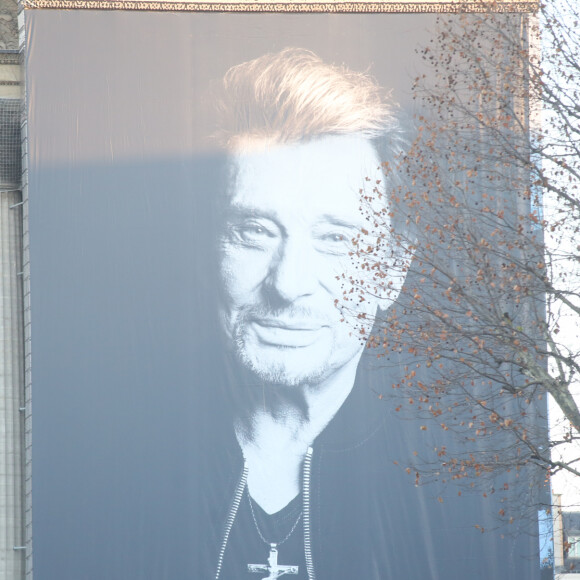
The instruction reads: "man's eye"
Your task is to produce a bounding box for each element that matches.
[240,224,268,239]
[316,232,352,255]
[230,222,276,245]
[322,232,349,243]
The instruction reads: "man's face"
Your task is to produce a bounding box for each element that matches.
[219,135,401,387]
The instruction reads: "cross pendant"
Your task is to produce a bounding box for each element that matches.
[248,543,299,579]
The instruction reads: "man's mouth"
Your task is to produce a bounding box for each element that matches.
[248,318,328,347]
[254,317,325,330]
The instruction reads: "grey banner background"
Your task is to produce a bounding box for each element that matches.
[26,10,543,579]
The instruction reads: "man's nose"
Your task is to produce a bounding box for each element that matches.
[265,239,318,303]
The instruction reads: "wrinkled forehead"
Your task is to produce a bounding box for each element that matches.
[224,134,385,201]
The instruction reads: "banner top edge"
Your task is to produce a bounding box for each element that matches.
[22,0,539,13]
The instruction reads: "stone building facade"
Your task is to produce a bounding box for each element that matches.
[0,1,25,578]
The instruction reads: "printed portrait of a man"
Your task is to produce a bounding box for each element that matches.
[210,48,407,579]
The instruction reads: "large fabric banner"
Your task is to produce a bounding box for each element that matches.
[26,9,545,579]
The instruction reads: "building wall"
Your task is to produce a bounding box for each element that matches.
[0,1,24,578]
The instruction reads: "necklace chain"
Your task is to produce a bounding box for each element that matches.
[247,490,303,547]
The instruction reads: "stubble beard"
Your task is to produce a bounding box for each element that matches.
[226,303,342,388]
[232,321,333,388]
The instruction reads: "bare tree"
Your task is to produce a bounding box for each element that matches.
[343,1,580,538]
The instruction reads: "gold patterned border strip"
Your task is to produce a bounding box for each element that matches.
[23,0,538,12]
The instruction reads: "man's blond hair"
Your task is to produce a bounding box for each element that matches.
[215,47,402,153]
